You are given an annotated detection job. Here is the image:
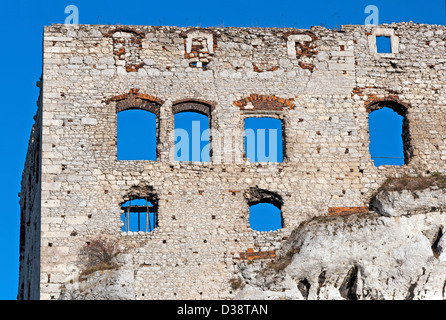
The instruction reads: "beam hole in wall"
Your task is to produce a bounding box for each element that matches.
[368,106,405,166]
[376,36,391,53]
[117,109,157,160]
[121,198,157,233]
[244,117,283,162]
[174,111,210,162]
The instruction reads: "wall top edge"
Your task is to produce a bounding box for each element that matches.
[43,22,446,34]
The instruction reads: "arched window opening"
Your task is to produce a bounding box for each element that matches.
[245,187,283,232]
[117,109,157,160]
[244,117,283,162]
[120,198,157,233]
[174,111,210,162]
[368,106,405,166]
[249,202,283,232]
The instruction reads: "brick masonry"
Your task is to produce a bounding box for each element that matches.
[327,206,370,216]
[238,248,276,260]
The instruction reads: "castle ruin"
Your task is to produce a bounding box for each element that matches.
[18,22,446,299]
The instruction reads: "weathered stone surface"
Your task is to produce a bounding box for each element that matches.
[59,265,135,300]
[236,192,446,300]
[18,22,446,300]
[372,188,446,217]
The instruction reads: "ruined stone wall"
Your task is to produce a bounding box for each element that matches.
[19,22,446,299]
[18,82,42,300]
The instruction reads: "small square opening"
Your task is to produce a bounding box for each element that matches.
[376,36,391,54]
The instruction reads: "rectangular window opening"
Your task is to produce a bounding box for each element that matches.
[244,117,283,163]
[376,36,392,54]
[121,199,157,233]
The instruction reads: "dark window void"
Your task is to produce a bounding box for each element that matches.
[121,198,157,233]
[244,117,283,162]
[174,111,210,162]
[368,107,405,166]
[249,202,283,232]
[376,36,391,53]
[117,109,157,160]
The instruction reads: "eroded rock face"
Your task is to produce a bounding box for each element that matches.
[59,265,135,300]
[235,207,446,300]
[372,187,446,217]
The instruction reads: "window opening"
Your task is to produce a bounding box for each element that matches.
[117,109,157,160]
[376,36,391,53]
[121,198,157,233]
[244,117,283,162]
[368,106,405,166]
[249,202,283,232]
[174,111,210,162]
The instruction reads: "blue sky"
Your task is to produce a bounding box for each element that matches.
[0,0,444,300]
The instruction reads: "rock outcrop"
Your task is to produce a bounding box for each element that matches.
[235,187,446,300]
[59,255,135,300]
[372,187,446,217]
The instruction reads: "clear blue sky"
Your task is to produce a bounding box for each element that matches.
[0,0,444,300]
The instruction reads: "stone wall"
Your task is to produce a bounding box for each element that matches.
[19,22,446,299]
[18,81,42,300]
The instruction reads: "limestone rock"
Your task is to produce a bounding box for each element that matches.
[372,187,446,217]
[59,265,135,300]
[235,190,446,300]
